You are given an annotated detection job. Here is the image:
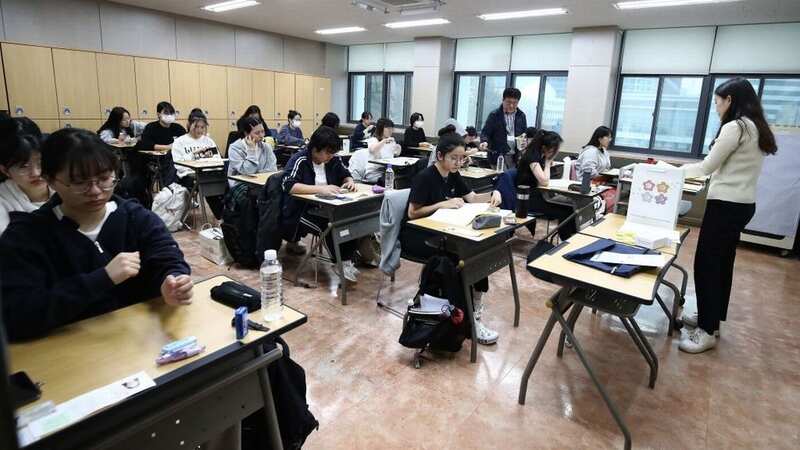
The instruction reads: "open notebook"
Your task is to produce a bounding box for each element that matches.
[429,203,512,227]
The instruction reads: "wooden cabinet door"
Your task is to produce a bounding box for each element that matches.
[226,67,252,120]
[314,77,332,123]
[97,53,137,119]
[59,119,102,132]
[294,74,314,122]
[33,119,60,134]
[52,49,101,119]
[0,54,8,111]
[252,70,275,120]
[2,43,58,118]
[274,72,295,121]
[299,120,314,138]
[134,57,170,119]
[199,64,228,120]
[207,119,232,157]
[169,61,200,120]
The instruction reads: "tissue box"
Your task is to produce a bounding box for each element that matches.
[634,233,671,250]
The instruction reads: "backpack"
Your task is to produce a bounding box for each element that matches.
[151,182,188,232]
[256,171,285,259]
[221,183,260,268]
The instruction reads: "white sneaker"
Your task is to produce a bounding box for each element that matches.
[681,311,720,337]
[679,328,716,354]
[475,320,499,345]
[341,261,358,283]
[285,241,306,255]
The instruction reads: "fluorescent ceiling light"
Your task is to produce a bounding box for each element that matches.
[315,26,367,35]
[385,18,450,29]
[613,0,742,10]
[203,0,259,13]
[478,8,569,21]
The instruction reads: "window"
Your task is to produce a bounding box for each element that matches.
[348,72,413,125]
[614,77,659,149]
[540,76,568,133]
[454,75,480,128]
[701,77,761,152]
[513,75,541,128]
[652,77,704,152]
[761,78,800,127]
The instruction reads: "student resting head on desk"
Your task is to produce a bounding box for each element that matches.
[0,128,193,341]
[349,118,401,185]
[0,117,53,234]
[97,106,146,145]
[278,110,306,147]
[227,116,277,188]
[281,127,360,282]
[401,134,502,345]
[516,129,577,241]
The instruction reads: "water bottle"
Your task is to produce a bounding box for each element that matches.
[260,249,283,322]
[581,169,593,194]
[385,164,395,191]
[516,184,530,219]
[496,154,506,173]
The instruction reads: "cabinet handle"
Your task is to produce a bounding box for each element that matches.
[176,110,181,116]
[63,107,72,116]
[15,106,24,116]
[142,109,148,116]
[204,110,209,115]
[105,108,111,115]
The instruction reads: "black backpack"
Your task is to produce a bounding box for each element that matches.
[222,183,260,268]
[256,171,285,258]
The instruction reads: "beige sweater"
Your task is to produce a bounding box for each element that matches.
[682,117,765,204]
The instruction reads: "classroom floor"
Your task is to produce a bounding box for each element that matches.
[174,221,800,450]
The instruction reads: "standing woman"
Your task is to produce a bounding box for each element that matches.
[278,110,306,146]
[679,78,776,354]
[401,112,431,155]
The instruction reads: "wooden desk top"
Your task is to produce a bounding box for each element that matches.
[459,167,498,179]
[528,234,667,303]
[408,146,434,153]
[579,213,689,255]
[228,171,279,186]
[369,157,421,167]
[9,275,307,407]
[292,183,382,206]
[138,149,170,156]
[409,215,534,242]
[174,158,227,169]
[108,141,137,148]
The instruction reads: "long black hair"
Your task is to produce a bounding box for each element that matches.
[97,107,133,138]
[522,129,563,166]
[0,117,42,180]
[713,77,777,155]
[584,126,613,150]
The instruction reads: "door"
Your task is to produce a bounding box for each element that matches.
[52,49,101,119]
[169,61,200,120]
[252,70,275,120]
[97,53,137,119]
[294,74,314,122]
[59,119,103,132]
[313,77,332,127]
[2,43,58,118]
[274,72,295,121]
[199,64,228,120]
[227,67,252,120]
[134,57,170,120]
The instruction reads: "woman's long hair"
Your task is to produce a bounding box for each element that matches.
[713,77,777,155]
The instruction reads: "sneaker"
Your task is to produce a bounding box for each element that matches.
[475,320,499,345]
[680,311,720,337]
[285,241,307,255]
[341,261,358,283]
[679,328,716,354]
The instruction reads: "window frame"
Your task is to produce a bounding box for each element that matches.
[347,71,413,126]
[512,71,570,131]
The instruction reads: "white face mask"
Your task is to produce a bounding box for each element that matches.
[414,121,424,129]
[292,119,302,128]
[161,114,176,125]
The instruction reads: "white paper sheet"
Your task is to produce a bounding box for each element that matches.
[419,294,451,313]
[429,203,491,227]
[620,222,681,245]
[590,252,667,267]
[546,179,578,189]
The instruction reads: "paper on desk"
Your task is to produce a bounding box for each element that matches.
[430,203,490,226]
[546,179,578,189]
[375,157,419,166]
[591,252,667,267]
[620,222,680,245]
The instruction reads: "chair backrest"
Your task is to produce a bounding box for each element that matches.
[379,188,412,272]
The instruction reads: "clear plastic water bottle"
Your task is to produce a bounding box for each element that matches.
[496,154,506,173]
[260,249,283,322]
[385,163,395,191]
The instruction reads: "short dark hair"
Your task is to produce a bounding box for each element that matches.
[374,118,394,139]
[157,101,175,114]
[465,126,478,137]
[308,126,342,154]
[502,87,521,100]
[435,134,465,160]
[524,127,538,139]
[41,128,118,181]
[523,129,563,157]
[361,111,372,121]
[288,110,301,121]
[409,112,424,124]
[243,105,262,119]
[0,117,43,172]
[437,124,457,137]
[321,112,340,129]
[241,117,263,135]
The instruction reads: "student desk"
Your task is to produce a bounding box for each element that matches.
[406,215,534,363]
[291,183,383,305]
[406,146,434,159]
[174,159,228,225]
[10,275,307,450]
[519,234,675,450]
[334,149,356,164]
[228,171,280,187]
[459,167,498,193]
[135,149,171,191]
[368,157,422,189]
[537,183,610,230]
[108,141,137,176]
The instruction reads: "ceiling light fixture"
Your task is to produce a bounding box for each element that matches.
[315,26,367,35]
[202,0,260,13]
[351,0,390,14]
[384,18,450,29]
[399,0,446,16]
[613,0,743,10]
[478,8,569,21]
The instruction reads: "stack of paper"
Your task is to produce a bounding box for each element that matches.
[620,222,680,247]
[429,203,512,227]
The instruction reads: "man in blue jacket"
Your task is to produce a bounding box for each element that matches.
[479,87,528,167]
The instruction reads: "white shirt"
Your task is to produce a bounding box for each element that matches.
[0,181,51,234]
[313,162,327,185]
[171,133,219,178]
[361,137,400,183]
[53,201,118,243]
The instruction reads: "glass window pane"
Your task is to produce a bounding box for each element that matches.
[653,77,703,152]
[350,75,366,121]
[513,75,540,126]
[387,74,406,125]
[702,77,761,153]
[480,75,507,129]
[761,78,800,128]
[455,75,480,128]
[540,76,568,133]
[615,77,659,148]
[367,74,384,119]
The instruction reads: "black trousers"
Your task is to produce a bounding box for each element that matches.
[288,213,356,263]
[530,190,577,241]
[695,199,755,334]
[399,226,488,292]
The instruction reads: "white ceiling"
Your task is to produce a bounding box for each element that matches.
[110,0,800,46]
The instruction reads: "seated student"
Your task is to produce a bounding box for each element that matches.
[0,117,52,234]
[464,126,480,150]
[349,111,373,150]
[320,112,340,130]
[98,107,146,145]
[0,128,192,341]
[517,130,577,241]
[402,112,431,155]
[137,101,186,187]
[277,110,305,146]
[281,127,360,282]
[227,105,273,152]
[171,113,224,218]
[227,117,277,188]
[575,126,616,210]
[400,134,503,345]
[348,118,401,184]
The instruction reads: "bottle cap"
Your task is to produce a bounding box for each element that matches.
[264,249,277,261]
[387,163,392,169]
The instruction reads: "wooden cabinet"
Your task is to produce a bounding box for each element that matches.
[2,43,58,118]
[207,119,232,157]
[199,64,228,120]
[169,61,200,120]
[251,70,275,120]
[299,121,314,138]
[97,54,137,119]
[52,49,101,119]
[0,54,8,111]
[313,77,332,126]
[59,119,102,132]
[274,72,295,120]
[226,67,252,120]
[134,57,170,120]
[33,119,60,134]
[294,74,314,122]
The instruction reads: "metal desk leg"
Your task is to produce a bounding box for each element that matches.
[197,170,209,226]
[461,276,478,363]
[621,317,658,388]
[557,304,583,358]
[508,245,521,327]
[292,223,330,289]
[671,263,689,302]
[661,279,683,333]
[333,235,347,305]
[255,346,284,450]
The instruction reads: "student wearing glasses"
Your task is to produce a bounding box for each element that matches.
[0,128,192,341]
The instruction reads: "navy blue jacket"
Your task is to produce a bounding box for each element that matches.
[480,106,528,157]
[350,123,369,150]
[0,195,190,341]
[281,149,352,226]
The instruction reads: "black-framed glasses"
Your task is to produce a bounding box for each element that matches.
[55,174,118,195]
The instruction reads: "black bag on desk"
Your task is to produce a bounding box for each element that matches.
[210,281,261,312]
